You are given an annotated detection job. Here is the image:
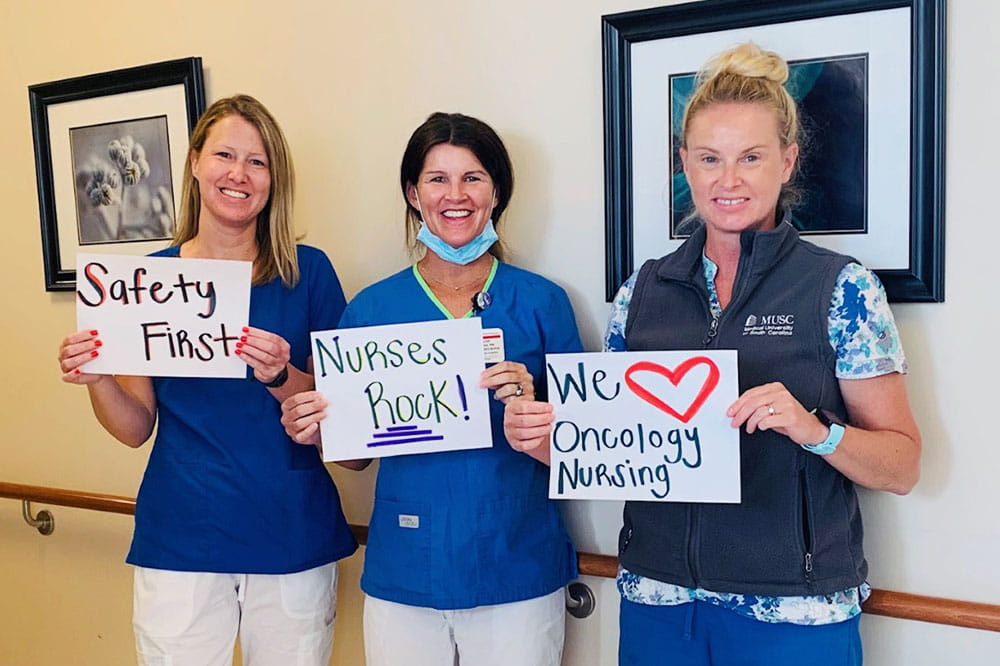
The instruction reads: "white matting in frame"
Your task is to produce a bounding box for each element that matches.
[629,7,911,272]
[48,85,191,266]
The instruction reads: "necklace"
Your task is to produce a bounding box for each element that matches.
[420,263,490,292]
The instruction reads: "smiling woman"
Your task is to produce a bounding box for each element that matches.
[406,143,498,255]
[680,102,798,243]
[190,114,272,231]
[504,42,921,666]
[56,94,356,666]
[610,42,920,666]
[280,111,584,666]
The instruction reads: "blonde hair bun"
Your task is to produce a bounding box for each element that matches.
[681,41,799,150]
[701,41,789,86]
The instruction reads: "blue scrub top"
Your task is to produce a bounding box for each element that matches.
[341,261,582,609]
[127,245,358,574]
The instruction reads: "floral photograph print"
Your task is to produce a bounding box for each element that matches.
[70,116,176,244]
[29,57,204,291]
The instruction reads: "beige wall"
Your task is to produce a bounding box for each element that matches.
[2,1,999,664]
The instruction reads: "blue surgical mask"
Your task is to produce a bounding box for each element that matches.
[416,219,498,265]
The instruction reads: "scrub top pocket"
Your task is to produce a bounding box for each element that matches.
[364,498,433,599]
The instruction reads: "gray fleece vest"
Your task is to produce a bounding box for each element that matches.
[620,222,867,596]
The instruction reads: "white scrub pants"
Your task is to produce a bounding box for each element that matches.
[132,563,337,666]
[363,588,565,666]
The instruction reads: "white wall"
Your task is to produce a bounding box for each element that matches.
[1,0,998,664]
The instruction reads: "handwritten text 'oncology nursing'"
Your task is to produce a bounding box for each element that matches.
[311,318,492,462]
[75,253,251,378]
[545,351,741,503]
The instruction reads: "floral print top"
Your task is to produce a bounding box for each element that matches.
[606,257,906,625]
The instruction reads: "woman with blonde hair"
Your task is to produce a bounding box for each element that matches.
[506,43,921,664]
[57,94,356,665]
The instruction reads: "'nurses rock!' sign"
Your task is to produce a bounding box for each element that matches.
[312,318,493,462]
[76,253,251,378]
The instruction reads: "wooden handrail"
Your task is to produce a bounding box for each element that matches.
[1,481,135,516]
[3,481,999,633]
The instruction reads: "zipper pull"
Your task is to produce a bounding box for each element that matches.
[701,316,719,346]
[805,552,813,574]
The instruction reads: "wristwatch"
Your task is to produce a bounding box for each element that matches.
[801,409,845,456]
[259,365,289,388]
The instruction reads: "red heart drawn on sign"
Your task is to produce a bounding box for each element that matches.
[624,357,720,424]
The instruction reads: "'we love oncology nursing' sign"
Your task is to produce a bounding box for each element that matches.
[312,318,492,462]
[76,253,251,378]
[546,350,741,502]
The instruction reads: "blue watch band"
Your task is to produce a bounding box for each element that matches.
[802,422,845,456]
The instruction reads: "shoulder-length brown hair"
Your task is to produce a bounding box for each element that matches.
[399,112,514,261]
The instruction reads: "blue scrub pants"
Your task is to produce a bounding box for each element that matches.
[618,598,862,666]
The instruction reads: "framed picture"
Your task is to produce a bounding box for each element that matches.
[30,57,206,291]
[602,0,945,302]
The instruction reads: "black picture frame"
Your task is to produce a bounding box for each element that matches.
[30,57,206,291]
[602,0,946,302]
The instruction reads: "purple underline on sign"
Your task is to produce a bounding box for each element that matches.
[386,425,420,432]
[371,429,434,438]
[366,435,445,448]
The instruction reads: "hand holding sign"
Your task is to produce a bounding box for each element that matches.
[58,329,105,385]
[504,400,556,465]
[236,326,291,384]
[480,360,535,404]
[727,381,828,447]
[281,390,328,446]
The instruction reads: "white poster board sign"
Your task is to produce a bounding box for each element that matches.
[312,318,492,462]
[546,350,741,502]
[76,253,251,378]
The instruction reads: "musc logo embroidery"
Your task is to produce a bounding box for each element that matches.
[743,313,795,337]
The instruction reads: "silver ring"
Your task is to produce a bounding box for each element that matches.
[514,383,524,397]
[767,404,776,416]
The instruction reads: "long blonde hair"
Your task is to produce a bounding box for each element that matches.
[174,94,299,286]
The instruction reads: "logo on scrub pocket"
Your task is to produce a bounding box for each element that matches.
[398,514,420,529]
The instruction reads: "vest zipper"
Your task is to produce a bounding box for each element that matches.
[687,504,701,586]
[701,314,719,347]
[800,468,814,583]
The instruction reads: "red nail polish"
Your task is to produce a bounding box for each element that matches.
[90,330,99,336]
[90,350,99,357]
[235,349,242,355]
[236,342,244,348]
[240,336,247,342]
[242,326,249,333]
[74,369,81,375]
[94,340,103,347]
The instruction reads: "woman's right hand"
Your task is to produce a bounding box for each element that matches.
[58,330,106,385]
[280,390,328,446]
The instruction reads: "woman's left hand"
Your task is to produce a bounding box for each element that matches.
[480,361,534,404]
[504,400,555,465]
[727,381,827,446]
[235,326,291,384]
